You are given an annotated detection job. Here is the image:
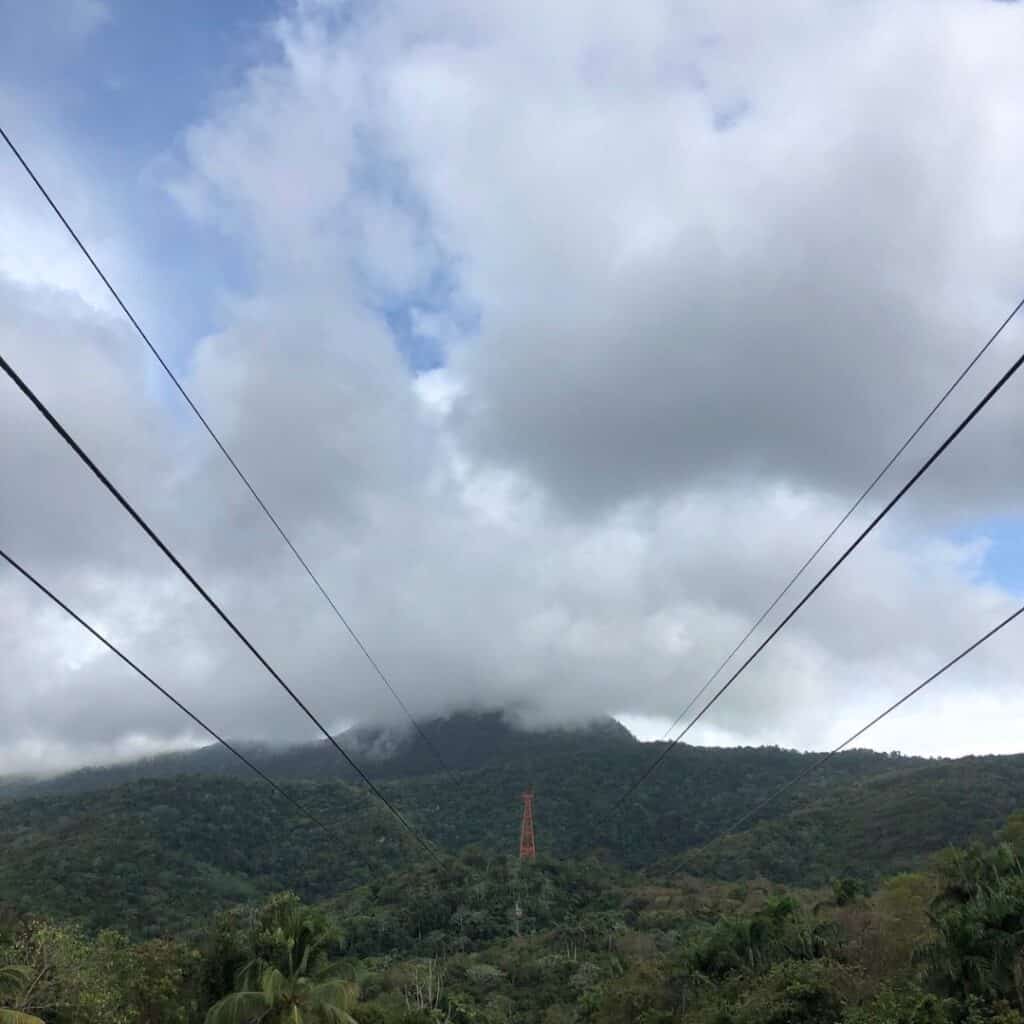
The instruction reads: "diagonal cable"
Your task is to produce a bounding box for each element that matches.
[658,295,1024,743]
[619,304,1024,807]
[665,598,1024,878]
[0,350,440,864]
[0,123,450,777]
[0,544,338,839]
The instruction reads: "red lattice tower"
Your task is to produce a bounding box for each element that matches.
[519,788,536,861]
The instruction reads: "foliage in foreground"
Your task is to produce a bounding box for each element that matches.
[6,816,1024,1023]
[204,895,358,1024]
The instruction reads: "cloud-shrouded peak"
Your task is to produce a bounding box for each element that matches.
[3,0,1024,776]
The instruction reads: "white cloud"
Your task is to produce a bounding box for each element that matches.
[3,0,1024,775]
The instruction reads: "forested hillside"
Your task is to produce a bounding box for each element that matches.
[4,716,1024,938]
[673,753,1024,885]
[0,777,412,936]
[6,822,1024,1023]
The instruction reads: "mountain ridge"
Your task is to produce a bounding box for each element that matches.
[0,709,638,798]
[3,710,1020,937]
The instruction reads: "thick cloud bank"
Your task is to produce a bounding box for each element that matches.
[3,0,1024,773]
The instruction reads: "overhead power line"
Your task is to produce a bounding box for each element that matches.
[0,544,337,839]
[620,300,1024,807]
[0,124,450,777]
[0,351,440,865]
[665,597,1024,878]
[659,300,1024,744]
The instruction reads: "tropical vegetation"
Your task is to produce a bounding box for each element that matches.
[7,721,1024,935]
[3,817,1024,1022]
[7,722,1024,1021]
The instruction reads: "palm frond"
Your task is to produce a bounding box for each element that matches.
[204,989,270,1024]
[308,978,360,1024]
[0,1010,46,1024]
[0,967,34,992]
[308,979,359,1008]
[259,966,288,1003]
[318,1009,358,1024]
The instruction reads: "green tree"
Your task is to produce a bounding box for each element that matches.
[205,899,358,1024]
[722,958,847,1024]
[0,965,44,1024]
[2,921,132,1024]
[922,843,1024,1012]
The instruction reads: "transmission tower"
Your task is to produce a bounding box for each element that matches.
[519,788,536,861]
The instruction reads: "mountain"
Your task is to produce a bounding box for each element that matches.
[0,710,637,799]
[342,709,636,771]
[4,710,1021,936]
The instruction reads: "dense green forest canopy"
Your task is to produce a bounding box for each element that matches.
[6,822,1024,1023]
[4,717,1024,935]
[7,716,1024,1022]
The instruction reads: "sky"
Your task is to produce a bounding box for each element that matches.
[2,0,1024,775]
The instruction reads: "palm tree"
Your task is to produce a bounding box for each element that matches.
[0,965,44,1024]
[923,843,1024,1010]
[0,1009,44,1024]
[205,903,359,1024]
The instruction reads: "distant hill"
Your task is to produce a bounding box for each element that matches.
[0,775,405,937]
[671,751,1024,885]
[4,710,1019,935]
[0,710,637,798]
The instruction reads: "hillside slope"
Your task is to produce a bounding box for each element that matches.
[673,752,1024,884]
[0,776,410,936]
[3,729,1021,936]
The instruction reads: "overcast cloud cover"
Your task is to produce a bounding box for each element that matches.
[3,0,1024,774]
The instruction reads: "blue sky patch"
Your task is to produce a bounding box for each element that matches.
[955,517,1024,593]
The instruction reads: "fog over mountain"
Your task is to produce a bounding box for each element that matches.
[3,0,1024,775]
